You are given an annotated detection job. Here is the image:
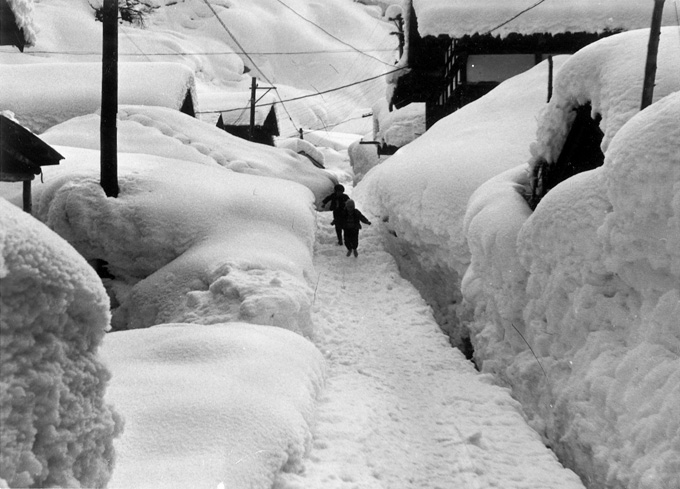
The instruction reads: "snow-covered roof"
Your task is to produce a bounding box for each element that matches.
[0,61,197,133]
[530,27,680,166]
[412,0,679,38]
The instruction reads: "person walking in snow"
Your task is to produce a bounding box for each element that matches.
[322,183,350,245]
[342,199,371,257]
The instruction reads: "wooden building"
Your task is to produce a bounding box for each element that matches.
[0,115,63,213]
[391,0,675,129]
[216,103,279,147]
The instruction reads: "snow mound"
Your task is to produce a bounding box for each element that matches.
[41,105,337,206]
[0,198,122,488]
[29,148,319,337]
[355,56,567,345]
[530,27,680,168]
[101,322,326,489]
[464,92,680,489]
[374,102,425,148]
[517,94,680,487]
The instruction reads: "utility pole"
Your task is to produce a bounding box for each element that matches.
[249,76,256,141]
[101,0,119,197]
[547,55,553,103]
[641,0,665,110]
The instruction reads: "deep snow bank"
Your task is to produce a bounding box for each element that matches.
[0,198,122,488]
[355,57,566,348]
[464,92,680,489]
[101,322,325,489]
[462,30,680,488]
[23,147,319,337]
[40,106,337,207]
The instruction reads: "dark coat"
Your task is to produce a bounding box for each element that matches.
[322,191,349,212]
[343,209,371,230]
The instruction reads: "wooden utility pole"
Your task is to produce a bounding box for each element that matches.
[641,0,665,110]
[101,0,119,197]
[249,76,257,141]
[547,55,553,102]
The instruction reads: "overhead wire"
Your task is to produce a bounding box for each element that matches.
[194,0,399,134]
[197,66,406,115]
[16,48,397,56]
[271,0,395,68]
[486,0,551,35]
[198,0,300,132]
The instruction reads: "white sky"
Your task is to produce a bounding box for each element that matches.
[1,1,679,489]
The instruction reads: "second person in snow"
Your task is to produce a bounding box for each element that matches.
[343,199,371,257]
[322,183,350,245]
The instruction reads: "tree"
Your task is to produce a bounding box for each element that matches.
[91,0,159,28]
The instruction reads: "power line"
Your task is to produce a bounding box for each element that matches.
[17,48,397,56]
[199,0,273,86]
[487,0,551,34]
[197,66,407,115]
[271,0,394,67]
[198,0,302,131]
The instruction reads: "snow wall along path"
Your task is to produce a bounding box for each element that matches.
[276,210,585,488]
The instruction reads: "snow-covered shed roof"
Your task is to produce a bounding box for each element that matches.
[412,0,679,38]
[0,61,197,133]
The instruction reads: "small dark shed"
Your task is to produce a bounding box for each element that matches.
[0,115,63,213]
[216,104,279,147]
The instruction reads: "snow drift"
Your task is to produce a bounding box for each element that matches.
[355,56,567,347]
[0,198,122,488]
[25,148,320,337]
[462,29,680,489]
[101,322,326,489]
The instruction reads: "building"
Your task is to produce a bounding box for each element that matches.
[201,91,280,146]
[391,0,677,128]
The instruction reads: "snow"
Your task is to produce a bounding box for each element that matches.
[0,61,197,134]
[461,33,680,489]
[513,95,680,487]
[373,102,425,149]
[276,211,585,489]
[2,1,679,488]
[0,199,122,488]
[37,105,337,207]
[22,146,319,336]
[528,27,680,170]
[412,0,680,38]
[356,56,568,343]
[101,323,325,489]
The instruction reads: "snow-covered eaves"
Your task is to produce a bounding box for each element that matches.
[0,61,197,133]
[412,0,678,38]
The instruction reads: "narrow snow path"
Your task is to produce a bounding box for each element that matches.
[276,211,585,489]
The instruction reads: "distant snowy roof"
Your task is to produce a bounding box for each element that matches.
[0,61,197,133]
[412,0,678,38]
